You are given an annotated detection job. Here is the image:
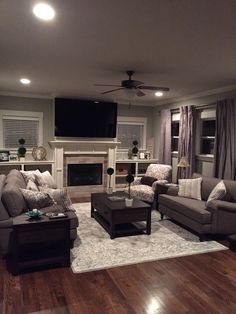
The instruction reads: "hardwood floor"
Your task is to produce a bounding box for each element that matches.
[1,249,236,313]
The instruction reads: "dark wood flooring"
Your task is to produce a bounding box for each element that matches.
[2,198,236,313]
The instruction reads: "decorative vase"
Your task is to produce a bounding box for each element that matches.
[125,198,133,207]
[106,187,113,194]
[19,157,25,161]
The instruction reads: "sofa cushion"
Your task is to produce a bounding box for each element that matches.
[178,177,202,200]
[20,189,55,210]
[0,175,10,221]
[140,176,157,187]
[2,170,28,217]
[207,180,226,205]
[129,184,154,203]
[159,194,211,224]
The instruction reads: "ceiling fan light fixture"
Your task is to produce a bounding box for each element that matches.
[124,88,137,100]
[155,91,163,97]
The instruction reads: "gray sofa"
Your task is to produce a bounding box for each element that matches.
[158,173,236,240]
[0,169,79,257]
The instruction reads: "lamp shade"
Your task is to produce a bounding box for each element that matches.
[177,156,190,168]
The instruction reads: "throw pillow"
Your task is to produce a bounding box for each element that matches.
[39,186,74,211]
[140,176,157,186]
[20,189,55,210]
[35,171,57,189]
[26,179,39,191]
[20,169,41,182]
[178,177,202,200]
[206,180,226,205]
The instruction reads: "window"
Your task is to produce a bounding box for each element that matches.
[200,119,215,154]
[116,116,147,150]
[0,110,43,149]
[171,121,179,152]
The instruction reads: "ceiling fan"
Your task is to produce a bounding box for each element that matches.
[95,70,170,97]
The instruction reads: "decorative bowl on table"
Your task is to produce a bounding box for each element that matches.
[25,209,43,219]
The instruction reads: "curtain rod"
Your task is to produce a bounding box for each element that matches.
[170,102,216,113]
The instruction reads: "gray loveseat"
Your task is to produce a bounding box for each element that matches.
[158,173,236,240]
[0,169,79,257]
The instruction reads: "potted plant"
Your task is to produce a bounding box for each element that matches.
[18,138,26,161]
[125,174,134,207]
[106,167,114,194]
[132,140,139,160]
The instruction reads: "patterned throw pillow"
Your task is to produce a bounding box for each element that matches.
[178,177,202,200]
[206,180,226,205]
[39,187,74,211]
[20,189,55,210]
[140,176,157,186]
[35,171,57,189]
[26,179,39,191]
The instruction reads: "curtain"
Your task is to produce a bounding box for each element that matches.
[158,109,171,165]
[213,98,236,180]
[177,106,196,179]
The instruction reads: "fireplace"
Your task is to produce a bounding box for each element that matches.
[67,163,103,186]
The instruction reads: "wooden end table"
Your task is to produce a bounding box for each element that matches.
[7,215,71,275]
[91,192,152,239]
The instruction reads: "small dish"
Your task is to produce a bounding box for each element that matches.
[25,209,43,219]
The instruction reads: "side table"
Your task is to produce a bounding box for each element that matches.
[6,215,71,275]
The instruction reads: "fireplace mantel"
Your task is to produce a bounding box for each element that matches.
[49,140,120,148]
[49,139,119,189]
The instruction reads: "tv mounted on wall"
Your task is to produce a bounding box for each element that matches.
[54,98,117,138]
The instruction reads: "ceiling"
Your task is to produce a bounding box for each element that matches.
[1,0,236,106]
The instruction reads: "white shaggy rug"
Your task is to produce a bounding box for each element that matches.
[71,203,227,273]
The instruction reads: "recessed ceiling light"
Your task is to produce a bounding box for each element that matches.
[20,78,31,85]
[33,3,55,21]
[155,91,163,97]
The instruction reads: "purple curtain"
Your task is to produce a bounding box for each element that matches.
[213,99,236,180]
[177,106,196,179]
[158,109,171,165]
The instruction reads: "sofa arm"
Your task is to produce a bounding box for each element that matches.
[152,180,168,191]
[0,218,13,229]
[166,186,179,196]
[207,200,236,213]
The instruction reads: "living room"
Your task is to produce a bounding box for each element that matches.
[1,1,236,313]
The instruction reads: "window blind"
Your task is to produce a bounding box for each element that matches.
[3,118,39,148]
[117,124,144,149]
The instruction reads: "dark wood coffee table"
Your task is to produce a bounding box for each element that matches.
[91,192,152,239]
[6,215,71,275]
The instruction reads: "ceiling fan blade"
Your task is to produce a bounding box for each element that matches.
[94,84,121,87]
[139,85,170,91]
[136,90,145,97]
[101,87,124,94]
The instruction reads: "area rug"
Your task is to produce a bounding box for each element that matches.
[71,203,227,273]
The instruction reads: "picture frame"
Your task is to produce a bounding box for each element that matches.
[9,154,18,161]
[0,150,10,162]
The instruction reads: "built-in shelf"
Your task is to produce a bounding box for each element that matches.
[115,159,158,189]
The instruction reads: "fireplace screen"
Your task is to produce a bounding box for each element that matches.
[67,163,103,186]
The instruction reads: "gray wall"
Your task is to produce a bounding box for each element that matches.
[153,89,236,180]
[118,104,154,141]
[0,95,54,159]
[0,95,154,160]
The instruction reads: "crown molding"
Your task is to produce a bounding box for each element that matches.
[155,84,236,107]
[0,90,53,99]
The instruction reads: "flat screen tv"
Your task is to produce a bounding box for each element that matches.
[54,98,117,138]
